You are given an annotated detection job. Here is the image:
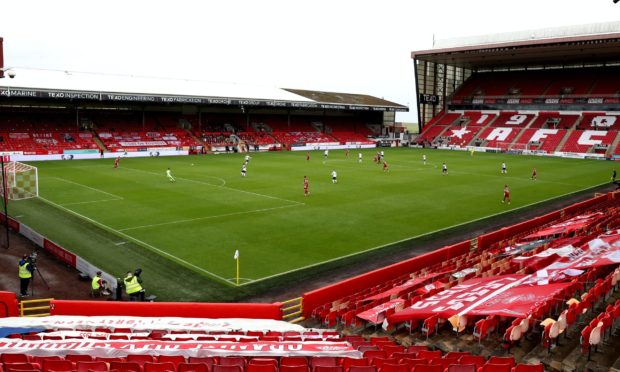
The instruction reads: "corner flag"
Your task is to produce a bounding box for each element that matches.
[234,250,240,285]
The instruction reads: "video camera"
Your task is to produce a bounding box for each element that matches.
[26,251,38,267]
[134,268,142,277]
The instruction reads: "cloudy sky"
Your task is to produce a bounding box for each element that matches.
[1,0,618,122]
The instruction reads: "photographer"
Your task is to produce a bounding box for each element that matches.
[18,254,34,297]
[123,269,145,301]
[91,271,111,297]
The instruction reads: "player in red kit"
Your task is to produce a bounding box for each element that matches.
[531,167,537,180]
[114,156,120,168]
[306,152,310,161]
[303,176,309,196]
[502,184,510,204]
[383,161,389,172]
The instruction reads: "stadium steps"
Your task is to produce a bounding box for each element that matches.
[91,132,109,152]
[553,129,573,153]
[606,131,620,157]
[186,129,210,151]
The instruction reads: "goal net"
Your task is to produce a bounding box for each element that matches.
[1,161,39,200]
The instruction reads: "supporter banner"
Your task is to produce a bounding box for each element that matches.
[388,275,571,322]
[361,273,444,302]
[119,141,168,147]
[0,316,305,333]
[0,339,361,358]
[357,299,404,324]
[524,213,602,239]
[542,234,620,274]
[38,331,151,339]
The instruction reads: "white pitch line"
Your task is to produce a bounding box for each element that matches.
[120,166,304,206]
[115,241,127,246]
[53,177,124,199]
[118,203,304,232]
[36,196,232,285]
[62,199,123,206]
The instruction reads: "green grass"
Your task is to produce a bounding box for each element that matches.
[10,148,615,301]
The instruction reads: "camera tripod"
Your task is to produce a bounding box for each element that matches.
[30,264,50,297]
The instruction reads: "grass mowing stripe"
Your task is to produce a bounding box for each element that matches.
[118,203,305,232]
[36,195,234,286]
[239,181,608,286]
[52,177,124,199]
[119,166,304,205]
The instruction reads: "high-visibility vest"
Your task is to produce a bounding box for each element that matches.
[92,276,101,290]
[19,262,32,279]
[124,276,142,294]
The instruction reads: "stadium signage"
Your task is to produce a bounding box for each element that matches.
[0,87,407,112]
[419,94,439,105]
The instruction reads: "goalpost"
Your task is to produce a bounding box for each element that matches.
[1,161,39,200]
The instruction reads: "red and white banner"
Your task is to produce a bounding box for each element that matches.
[542,234,620,274]
[119,141,168,147]
[524,213,602,239]
[360,273,445,302]
[0,340,361,358]
[357,299,404,324]
[388,275,571,323]
[0,316,305,334]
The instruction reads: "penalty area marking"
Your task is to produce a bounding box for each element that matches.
[53,177,124,200]
[37,196,232,285]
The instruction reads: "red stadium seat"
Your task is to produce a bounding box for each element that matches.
[188,357,218,367]
[478,364,512,372]
[342,358,369,372]
[281,357,308,367]
[313,367,343,372]
[127,356,155,367]
[212,366,243,372]
[43,360,74,372]
[416,351,441,361]
[347,367,376,372]
[156,356,185,367]
[77,361,109,372]
[143,363,175,372]
[378,363,408,372]
[178,363,210,372]
[310,357,339,369]
[279,366,310,372]
[487,357,514,368]
[248,359,278,367]
[458,356,485,369]
[247,364,277,372]
[1,354,30,364]
[512,364,544,372]
[412,365,443,372]
[67,355,94,363]
[218,358,245,369]
[446,365,476,372]
[109,362,141,372]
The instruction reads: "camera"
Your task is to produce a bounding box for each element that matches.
[8,71,16,79]
[134,268,142,277]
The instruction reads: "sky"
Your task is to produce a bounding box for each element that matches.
[1,0,619,122]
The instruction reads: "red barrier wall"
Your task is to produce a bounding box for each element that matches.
[477,210,562,249]
[51,300,283,319]
[0,291,19,317]
[302,241,470,317]
[562,194,608,216]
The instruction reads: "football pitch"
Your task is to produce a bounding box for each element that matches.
[11,148,615,301]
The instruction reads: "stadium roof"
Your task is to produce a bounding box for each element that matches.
[411,21,620,69]
[0,68,406,112]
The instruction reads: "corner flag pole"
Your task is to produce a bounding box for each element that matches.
[234,249,240,285]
